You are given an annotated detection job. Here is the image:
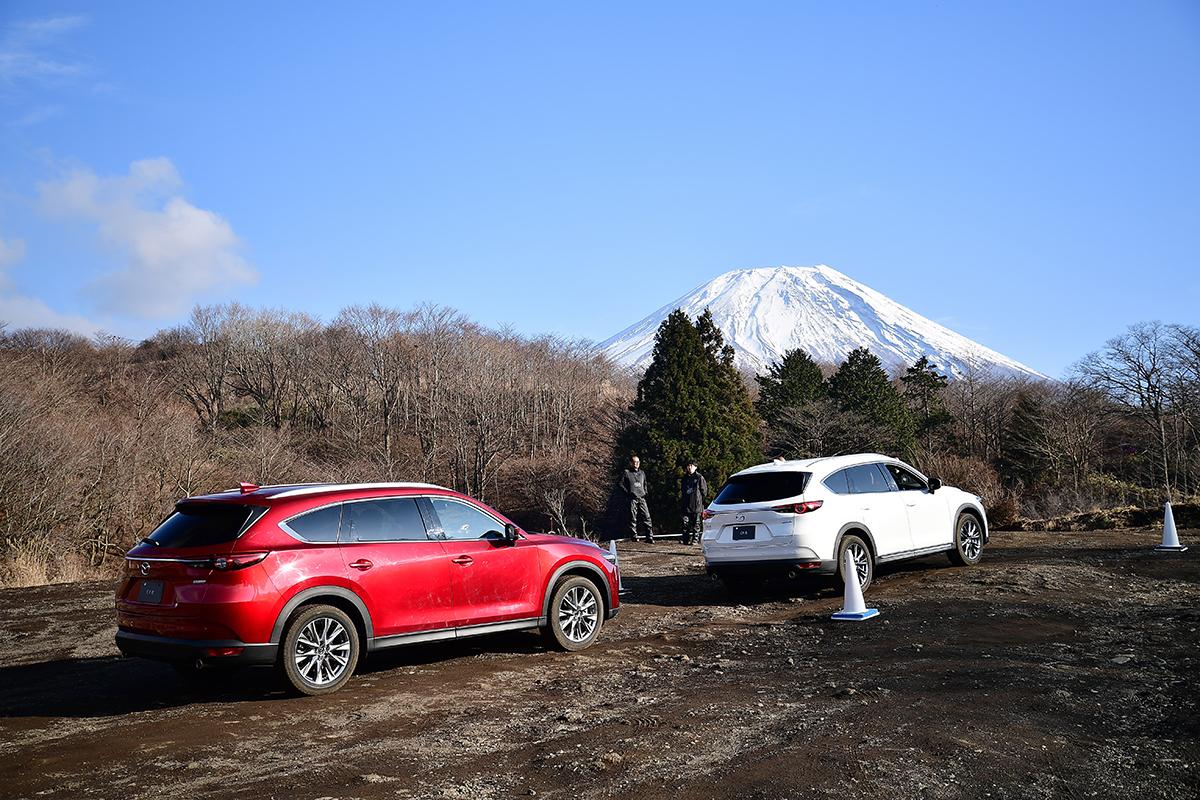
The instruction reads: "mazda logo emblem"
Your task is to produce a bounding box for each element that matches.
[735,514,745,523]
[139,562,151,576]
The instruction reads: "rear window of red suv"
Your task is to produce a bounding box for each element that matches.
[145,503,265,548]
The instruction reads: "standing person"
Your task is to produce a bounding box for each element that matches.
[619,455,654,543]
[680,461,708,546]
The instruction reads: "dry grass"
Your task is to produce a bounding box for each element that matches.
[0,536,107,588]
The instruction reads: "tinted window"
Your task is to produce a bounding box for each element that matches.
[823,469,851,495]
[347,498,428,542]
[713,472,811,504]
[430,498,504,540]
[885,464,927,491]
[284,504,342,543]
[146,503,263,548]
[845,464,893,494]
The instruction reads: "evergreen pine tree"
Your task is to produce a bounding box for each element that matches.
[620,309,763,531]
[901,356,951,450]
[755,348,826,428]
[827,347,915,455]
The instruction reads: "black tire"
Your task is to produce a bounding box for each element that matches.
[948,512,985,566]
[835,534,874,592]
[279,604,360,696]
[543,576,604,652]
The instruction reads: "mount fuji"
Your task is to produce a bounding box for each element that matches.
[600,265,1042,379]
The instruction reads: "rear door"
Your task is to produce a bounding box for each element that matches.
[844,463,913,557]
[883,463,952,550]
[426,496,542,628]
[339,497,456,637]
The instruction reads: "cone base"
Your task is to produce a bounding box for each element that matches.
[831,608,879,621]
[1154,545,1188,552]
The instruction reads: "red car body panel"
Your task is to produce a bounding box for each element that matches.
[115,484,619,666]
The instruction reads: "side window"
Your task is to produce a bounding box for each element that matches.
[282,504,343,543]
[823,469,851,495]
[347,498,429,542]
[429,498,504,541]
[845,464,893,494]
[885,464,927,491]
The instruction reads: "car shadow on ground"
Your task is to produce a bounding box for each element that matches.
[0,631,559,719]
[620,554,960,607]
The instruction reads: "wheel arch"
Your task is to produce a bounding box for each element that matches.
[541,561,612,620]
[955,503,989,543]
[271,586,374,646]
[834,523,877,561]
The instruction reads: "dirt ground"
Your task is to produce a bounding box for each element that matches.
[1,530,1197,800]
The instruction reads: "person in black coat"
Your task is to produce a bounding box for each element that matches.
[619,455,654,543]
[680,461,708,546]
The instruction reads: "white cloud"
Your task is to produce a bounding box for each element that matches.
[0,15,89,88]
[0,235,26,270]
[39,158,258,318]
[0,232,98,335]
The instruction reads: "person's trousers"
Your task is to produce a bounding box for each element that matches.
[682,511,701,544]
[629,497,653,540]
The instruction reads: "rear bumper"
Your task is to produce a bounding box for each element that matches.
[116,629,278,666]
[705,558,832,576]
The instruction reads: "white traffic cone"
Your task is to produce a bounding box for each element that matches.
[831,548,879,621]
[608,539,626,593]
[1155,502,1188,552]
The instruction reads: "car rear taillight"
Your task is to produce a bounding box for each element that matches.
[771,500,823,515]
[188,552,269,570]
[701,510,715,520]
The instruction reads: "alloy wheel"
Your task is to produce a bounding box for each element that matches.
[558,585,599,643]
[294,616,351,686]
[960,518,983,561]
[846,541,870,585]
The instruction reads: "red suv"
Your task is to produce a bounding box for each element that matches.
[116,482,620,695]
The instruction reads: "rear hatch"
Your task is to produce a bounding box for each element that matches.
[705,471,811,548]
[118,502,267,628]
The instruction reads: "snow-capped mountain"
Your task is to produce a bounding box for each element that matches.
[600,265,1043,379]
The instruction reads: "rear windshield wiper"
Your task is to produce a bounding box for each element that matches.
[139,537,160,547]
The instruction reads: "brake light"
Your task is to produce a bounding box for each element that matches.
[771,501,823,514]
[190,552,269,570]
[701,510,715,520]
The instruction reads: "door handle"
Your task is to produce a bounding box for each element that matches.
[905,502,918,507]
[349,559,373,571]
[451,555,474,566]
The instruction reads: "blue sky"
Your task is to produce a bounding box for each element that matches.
[1,1,1197,377]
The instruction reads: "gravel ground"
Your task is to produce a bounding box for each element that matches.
[0,529,1196,800]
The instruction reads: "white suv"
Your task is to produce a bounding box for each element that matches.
[702,454,988,591]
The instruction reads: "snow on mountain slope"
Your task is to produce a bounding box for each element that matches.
[599,265,1043,379]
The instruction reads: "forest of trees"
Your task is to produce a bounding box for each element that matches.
[1,304,1196,587]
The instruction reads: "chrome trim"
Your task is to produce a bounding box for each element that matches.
[876,542,955,563]
[279,496,440,545]
[368,617,543,651]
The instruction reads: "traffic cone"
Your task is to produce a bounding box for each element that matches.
[1155,502,1188,552]
[831,549,879,621]
[608,539,626,593]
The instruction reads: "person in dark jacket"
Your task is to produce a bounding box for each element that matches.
[680,461,708,546]
[619,455,654,543]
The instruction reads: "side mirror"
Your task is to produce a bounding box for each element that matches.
[503,523,520,545]
[928,477,942,493]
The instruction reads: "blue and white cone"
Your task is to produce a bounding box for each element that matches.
[831,549,879,621]
[1155,502,1188,552]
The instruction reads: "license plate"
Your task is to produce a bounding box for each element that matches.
[137,580,164,604]
[732,525,756,541]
